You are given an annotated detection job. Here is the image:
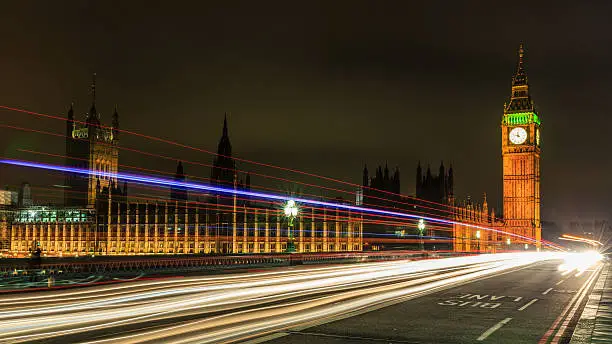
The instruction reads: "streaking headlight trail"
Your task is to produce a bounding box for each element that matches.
[557,250,603,276]
[0,253,589,343]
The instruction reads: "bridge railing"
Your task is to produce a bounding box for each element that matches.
[0,250,475,277]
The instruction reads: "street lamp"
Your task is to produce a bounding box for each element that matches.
[417,219,426,251]
[506,237,511,250]
[476,230,481,253]
[284,200,299,253]
[524,243,529,250]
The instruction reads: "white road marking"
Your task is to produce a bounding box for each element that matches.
[518,298,539,311]
[542,288,553,295]
[477,317,513,341]
[556,279,565,286]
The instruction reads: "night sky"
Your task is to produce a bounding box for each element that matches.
[1,1,611,225]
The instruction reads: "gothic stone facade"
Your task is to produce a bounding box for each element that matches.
[2,81,362,257]
[7,201,363,257]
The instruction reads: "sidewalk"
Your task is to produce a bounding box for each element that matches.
[570,262,612,343]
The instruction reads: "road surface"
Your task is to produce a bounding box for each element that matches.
[0,252,602,344]
[260,259,602,344]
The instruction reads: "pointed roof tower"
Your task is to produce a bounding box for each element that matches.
[67,102,74,121]
[86,73,100,126]
[512,44,528,87]
[505,44,535,113]
[217,113,232,157]
[223,113,229,137]
[383,163,389,181]
[171,161,187,201]
[66,102,74,137]
[482,192,489,217]
[211,113,235,186]
[112,105,119,140]
[175,161,185,180]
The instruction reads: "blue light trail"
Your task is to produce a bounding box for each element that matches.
[0,158,556,248]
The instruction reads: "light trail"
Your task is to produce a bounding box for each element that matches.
[0,114,474,219]
[559,234,603,247]
[25,171,460,233]
[15,139,464,220]
[23,184,455,240]
[0,108,472,217]
[0,252,579,343]
[0,158,559,248]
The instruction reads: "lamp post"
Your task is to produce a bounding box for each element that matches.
[476,230,481,253]
[506,237,511,251]
[284,200,298,253]
[417,219,425,251]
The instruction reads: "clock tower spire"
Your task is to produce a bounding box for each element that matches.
[505,43,534,113]
[501,43,542,248]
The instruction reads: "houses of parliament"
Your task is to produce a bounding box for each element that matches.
[0,44,540,256]
[1,76,363,257]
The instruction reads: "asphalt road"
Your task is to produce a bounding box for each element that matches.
[0,253,601,344]
[258,260,601,344]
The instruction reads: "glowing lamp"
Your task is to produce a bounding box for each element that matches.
[417,219,425,233]
[284,200,298,217]
[284,199,299,253]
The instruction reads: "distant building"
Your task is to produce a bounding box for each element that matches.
[170,161,188,202]
[416,161,453,204]
[2,96,362,257]
[17,182,32,207]
[211,115,235,188]
[0,188,17,206]
[361,163,400,209]
[64,74,120,207]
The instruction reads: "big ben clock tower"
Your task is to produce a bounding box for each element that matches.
[502,44,542,248]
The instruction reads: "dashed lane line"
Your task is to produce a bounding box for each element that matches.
[518,298,539,311]
[477,317,513,341]
[542,288,553,295]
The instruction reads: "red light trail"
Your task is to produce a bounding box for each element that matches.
[0,158,563,250]
[0,105,468,215]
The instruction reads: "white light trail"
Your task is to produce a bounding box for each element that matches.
[0,253,581,343]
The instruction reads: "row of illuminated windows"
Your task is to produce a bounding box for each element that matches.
[14,210,91,223]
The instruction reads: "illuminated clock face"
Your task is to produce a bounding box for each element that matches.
[509,127,527,145]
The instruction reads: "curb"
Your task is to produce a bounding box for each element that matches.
[570,262,610,343]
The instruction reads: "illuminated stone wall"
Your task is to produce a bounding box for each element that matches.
[7,201,363,257]
[451,196,505,253]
